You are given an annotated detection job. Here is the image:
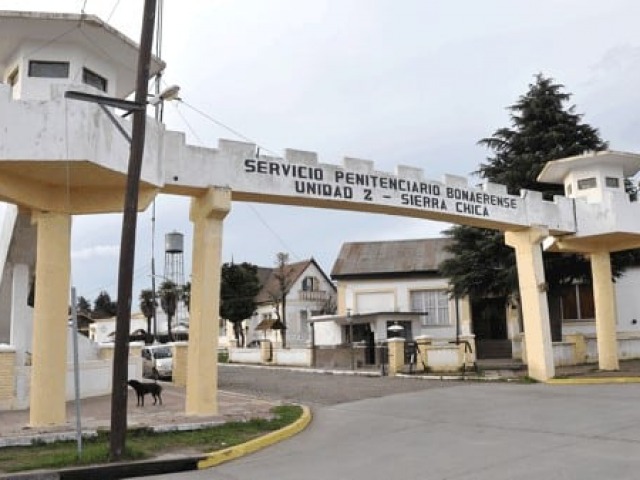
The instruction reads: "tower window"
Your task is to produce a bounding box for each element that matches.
[82,68,108,92]
[28,60,69,78]
[577,177,597,190]
[605,177,620,188]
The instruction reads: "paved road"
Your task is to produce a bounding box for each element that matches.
[143,369,640,480]
[218,364,463,406]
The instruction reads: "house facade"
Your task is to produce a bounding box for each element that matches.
[315,237,640,367]
[224,258,337,348]
[313,239,473,362]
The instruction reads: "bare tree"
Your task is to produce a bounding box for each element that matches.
[270,252,294,348]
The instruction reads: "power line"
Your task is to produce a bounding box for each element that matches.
[176,99,279,157]
[164,93,304,260]
[106,0,122,23]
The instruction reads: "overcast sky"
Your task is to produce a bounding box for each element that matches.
[2,0,640,305]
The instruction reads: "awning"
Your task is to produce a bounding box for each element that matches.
[309,311,422,325]
[255,319,285,331]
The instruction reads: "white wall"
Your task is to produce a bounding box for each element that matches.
[615,266,640,332]
[342,277,457,340]
[314,321,343,346]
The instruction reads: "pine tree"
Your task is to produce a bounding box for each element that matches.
[440,74,611,316]
[93,290,117,319]
[477,74,607,198]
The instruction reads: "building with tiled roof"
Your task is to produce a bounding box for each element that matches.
[223,258,336,348]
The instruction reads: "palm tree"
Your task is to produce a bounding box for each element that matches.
[181,281,191,312]
[139,289,156,344]
[159,280,178,342]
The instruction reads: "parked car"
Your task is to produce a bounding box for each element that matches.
[142,345,173,379]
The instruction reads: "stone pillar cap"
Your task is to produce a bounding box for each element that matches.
[387,337,406,343]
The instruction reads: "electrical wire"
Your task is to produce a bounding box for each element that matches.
[106,0,122,23]
[164,95,301,260]
[175,99,279,157]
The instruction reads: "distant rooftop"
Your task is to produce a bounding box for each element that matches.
[331,238,452,278]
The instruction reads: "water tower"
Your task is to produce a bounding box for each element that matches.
[164,231,185,288]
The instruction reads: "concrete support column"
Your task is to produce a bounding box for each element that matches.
[29,211,71,426]
[505,228,554,381]
[590,251,619,370]
[387,337,405,376]
[9,263,31,367]
[415,335,432,372]
[186,188,231,416]
[458,296,473,336]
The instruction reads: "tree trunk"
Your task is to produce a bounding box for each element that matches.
[281,295,287,348]
[146,316,153,344]
[168,314,174,342]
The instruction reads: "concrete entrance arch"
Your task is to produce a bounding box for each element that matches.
[3,11,640,425]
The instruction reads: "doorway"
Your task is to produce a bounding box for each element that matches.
[472,297,511,359]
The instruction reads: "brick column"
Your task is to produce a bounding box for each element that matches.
[0,346,16,409]
[565,333,587,365]
[260,340,272,363]
[387,337,405,376]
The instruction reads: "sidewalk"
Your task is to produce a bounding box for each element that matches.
[0,382,278,447]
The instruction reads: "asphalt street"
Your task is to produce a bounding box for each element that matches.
[139,368,640,480]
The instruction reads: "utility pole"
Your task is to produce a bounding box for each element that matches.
[110,0,157,461]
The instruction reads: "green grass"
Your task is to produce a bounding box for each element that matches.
[0,405,302,473]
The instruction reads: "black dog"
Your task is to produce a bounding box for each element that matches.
[128,379,163,406]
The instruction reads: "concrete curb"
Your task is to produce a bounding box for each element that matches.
[0,405,311,480]
[197,404,312,470]
[547,377,640,385]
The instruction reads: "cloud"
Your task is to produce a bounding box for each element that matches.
[72,245,120,261]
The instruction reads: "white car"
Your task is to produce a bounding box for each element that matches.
[142,345,173,379]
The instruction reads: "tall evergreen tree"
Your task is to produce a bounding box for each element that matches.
[93,290,117,319]
[440,74,610,315]
[220,262,261,347]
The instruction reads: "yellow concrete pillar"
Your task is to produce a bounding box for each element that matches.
[30,211,71,426]
[186,187,231,416]
[172,342,188,387]
[458,296,473,336]
[387,338,405,376]
[590,251,619,370]
[505,228,555,381]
